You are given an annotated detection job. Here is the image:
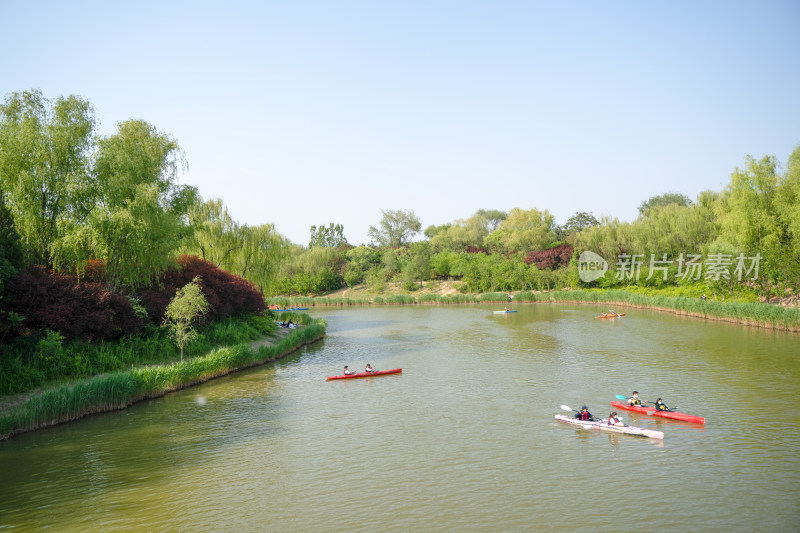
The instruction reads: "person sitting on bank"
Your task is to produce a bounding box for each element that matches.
[628,391,646,406]
[654,398,670,411]
[574,406,595,421]
[365,364,375,374]
[607,411,624,426]
[343,366,355,375]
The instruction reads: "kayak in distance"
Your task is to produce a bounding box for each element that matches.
[493,310,517,314]
[270,307,310,312]
[595,313,626,319]
[611,400,705,424]
[326,368,403,381]
[554,414,664,440]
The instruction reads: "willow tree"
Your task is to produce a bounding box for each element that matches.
[185,198,242,267]
[0,89,97,266]
[230,223,289,289]
[184,197,289,291]
[0,190,23,296]
[77,119,198,289]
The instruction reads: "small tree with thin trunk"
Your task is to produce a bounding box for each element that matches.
[162,276,210,361]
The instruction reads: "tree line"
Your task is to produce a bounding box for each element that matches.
[2,89,799,312]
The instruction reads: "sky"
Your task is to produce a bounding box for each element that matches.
[1,1,799,246]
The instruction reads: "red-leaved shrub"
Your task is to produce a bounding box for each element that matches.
[523,243,574,270]
[137,255,265,323]
[3,266,145,341]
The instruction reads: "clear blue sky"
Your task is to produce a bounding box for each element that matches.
[2,1,799,246]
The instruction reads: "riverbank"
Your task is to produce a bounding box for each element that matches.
[0,318,326,441]
[266,286,800,332]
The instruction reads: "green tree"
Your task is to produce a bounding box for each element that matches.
[230,223,288,289]
[484,207,557,253]
[424,223,451,239]
[184,198,289,292]
[343,246,382,287]
[0,89,97,266]
[0,189,23,306]
[401,241,431,289]
[429,214,489,252]
[72,120,198,289]
[368,209,421,247]
[638,192,692,216]
[162,276,210,361]
[475,209,507,231]
[186,198,242,267]
[309,223,347,248]
[563,211,599,235]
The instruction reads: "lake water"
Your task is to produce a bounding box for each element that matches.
[1,305,799,532]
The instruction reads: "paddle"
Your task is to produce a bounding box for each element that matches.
[615,394,653,406]
[560,405,599,425]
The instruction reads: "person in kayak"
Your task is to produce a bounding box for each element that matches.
[654,398,670,411]
[607,411,624,426]
[343,366,355,375]
[628,391,646,406]
[574,406,595,421]
[365,364,375,374]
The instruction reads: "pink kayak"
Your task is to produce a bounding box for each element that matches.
[555,414,664,439]
[326,368,402,381]
[611,400,705,424]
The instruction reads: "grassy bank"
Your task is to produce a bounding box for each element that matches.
[0,313,282,396]
[0,316,326,441]
[266,289,799,331]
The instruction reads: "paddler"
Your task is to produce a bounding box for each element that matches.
[343,366,355,375]
[574,406,596,421]
[365,363,375,374]
[628,391,646,406]
[654,398,670,411]
[607,411,624,426]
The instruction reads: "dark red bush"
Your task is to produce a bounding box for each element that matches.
[137,255,265,323]
[524,243,574,270]
[3,266,145,341]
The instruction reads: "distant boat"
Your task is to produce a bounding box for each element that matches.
[595,313,626,319]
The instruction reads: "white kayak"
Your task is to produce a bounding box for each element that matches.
[554,414,664,440]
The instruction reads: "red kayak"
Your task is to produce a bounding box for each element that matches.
[611,400,705,424]
[326,368,402,381]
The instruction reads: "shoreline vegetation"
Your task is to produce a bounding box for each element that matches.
[2,287,797,442]
[0,315,326,441]
[266,287,800,332]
